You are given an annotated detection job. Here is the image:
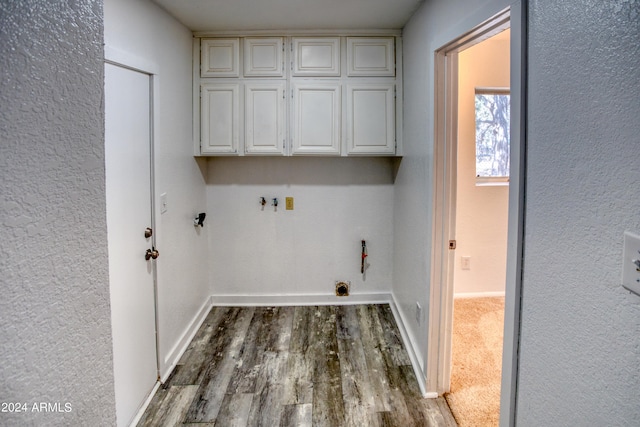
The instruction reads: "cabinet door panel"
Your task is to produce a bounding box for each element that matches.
[292,83,341,155]
[292,37,340,76]
[201,38,240,77]
[347,37,395,76]
[244,37,284,77]
[201,84,239,154]
[347,84,395,154]
[245,82,286,155]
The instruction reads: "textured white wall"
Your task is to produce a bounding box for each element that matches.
[0,1,117,426]
[517,1,640,425]
[104,0,210,375]
[207,157,394,299]
[454,33,510,296]
[397,0,511,376]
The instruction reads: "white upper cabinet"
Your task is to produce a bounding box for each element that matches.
[243,37,284,77]
[245,82,286,155]
[194,34,402,156]
[292,37,341,77]
[346,84,395,155]
[201,38,240,77]
[292,83,341,156]
[347,37,395,76]
[200,83,240,154]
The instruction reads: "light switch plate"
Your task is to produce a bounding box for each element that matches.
[622,231,640,297]
[160,192,168,214]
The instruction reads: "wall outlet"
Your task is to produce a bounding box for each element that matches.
[622,231,640,297]
[415,302,422,324]
[461,256,471,270]
[285,197,294,210]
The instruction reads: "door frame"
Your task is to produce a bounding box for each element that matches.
[104,45,162,387]
[427,3,526,425]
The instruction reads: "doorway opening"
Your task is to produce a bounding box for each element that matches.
[427,4,526,427]
[445,29,510,426]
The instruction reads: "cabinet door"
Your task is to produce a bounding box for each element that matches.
[292,37,340,77]
[245,82,286,155]
[244,37,284,77]
[292,83,341,155]
[347,37,395,76]
[347,84,395,155]
[201,83,240,154]
[201,38,240,77]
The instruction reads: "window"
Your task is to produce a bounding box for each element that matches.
[475,88,510,185]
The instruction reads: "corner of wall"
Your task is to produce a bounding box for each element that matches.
[0,0,117,424]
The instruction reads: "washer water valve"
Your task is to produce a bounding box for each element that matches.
[259,197,279,211]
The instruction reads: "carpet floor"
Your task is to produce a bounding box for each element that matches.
[444,297,504,427]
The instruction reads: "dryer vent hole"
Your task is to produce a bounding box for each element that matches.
[335,281,350,297]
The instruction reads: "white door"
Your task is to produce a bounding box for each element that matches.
[105,63,158,427]
[201,83,240,154]
[243,37,284,77]
[346,37,395,77]
[245,82,286,155]
[291,82,341,155]
[346,83,396,155]
[292,37,341,77]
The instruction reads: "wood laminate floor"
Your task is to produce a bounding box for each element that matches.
[137,304,457,427]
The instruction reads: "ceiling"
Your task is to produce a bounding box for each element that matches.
[151,0,425,32]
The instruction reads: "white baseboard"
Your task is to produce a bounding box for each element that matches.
[128,380,160,427]
[388,296,429,398]
[210,292,393,307]
[454,291,505,299]
[129,299,213,427]
[161,297,214,382]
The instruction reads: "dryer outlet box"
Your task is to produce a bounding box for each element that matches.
[335,281,350,297]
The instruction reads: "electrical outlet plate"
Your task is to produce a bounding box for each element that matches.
[286,197,294,210]
[622,231,640,297]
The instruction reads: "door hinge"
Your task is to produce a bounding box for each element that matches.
[449,240,456,250]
